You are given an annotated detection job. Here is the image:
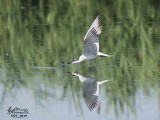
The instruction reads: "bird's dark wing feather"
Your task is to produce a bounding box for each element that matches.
[96,101,101,115]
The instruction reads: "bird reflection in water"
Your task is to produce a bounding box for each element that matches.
[70,72,110,115]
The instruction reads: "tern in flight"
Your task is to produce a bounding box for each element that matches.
[70,72,110,114]
[68,15,110,64]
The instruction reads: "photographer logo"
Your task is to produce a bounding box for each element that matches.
[7,107,29,118]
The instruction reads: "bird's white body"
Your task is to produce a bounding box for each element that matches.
[70,15,110,64]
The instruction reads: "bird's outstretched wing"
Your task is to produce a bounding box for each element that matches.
[84,15,102,40]
[83,15,102,56]
[83,78,99,112]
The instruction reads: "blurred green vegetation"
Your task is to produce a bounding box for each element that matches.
[0,0,160,116]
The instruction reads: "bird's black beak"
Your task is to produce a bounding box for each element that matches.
[67,72,77,77]
[67,61,72,64]
[67,72,71,74]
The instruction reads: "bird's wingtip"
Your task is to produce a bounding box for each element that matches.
[108,55,112,57]
[96,15,100,19]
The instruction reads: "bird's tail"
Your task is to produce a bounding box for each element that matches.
[97,80,110,85]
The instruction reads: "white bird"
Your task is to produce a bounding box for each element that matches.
[68,15,110,64]
[71,72,110,114]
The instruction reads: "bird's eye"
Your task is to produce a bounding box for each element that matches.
[72,58,77,62]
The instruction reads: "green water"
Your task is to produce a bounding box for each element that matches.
[0,0,160,120]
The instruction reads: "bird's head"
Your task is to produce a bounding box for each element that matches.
[67,58,79,64]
